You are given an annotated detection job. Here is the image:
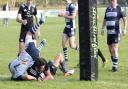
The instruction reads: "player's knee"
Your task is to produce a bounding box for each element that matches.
[69,43,76,49]
[56,53,63,60]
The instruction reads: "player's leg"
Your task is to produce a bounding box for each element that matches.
[29,13,45,35]
[25,31,46,50]
[37,39,46,52]
[19,30,27,54]
[52,53,74,76]
[69,36,79,50]
[62,33,69,61]
[19,42,25,54]
[98,48,106,62]
[98,48,106,67]
[25,13,45,47]
[111,43,119,72]
[108,34,120,72]
[68,28,79,50]
[25,12,45,47]
[111,34,120,72]
[108,44,114,68]
[52,53,64,67]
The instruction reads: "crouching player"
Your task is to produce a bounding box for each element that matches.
[27,53,74,81]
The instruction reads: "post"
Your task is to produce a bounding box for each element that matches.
[78,0,98,81]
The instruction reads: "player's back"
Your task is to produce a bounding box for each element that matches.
[9,50,34,71]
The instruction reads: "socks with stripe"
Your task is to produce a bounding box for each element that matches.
[63,48,68,61]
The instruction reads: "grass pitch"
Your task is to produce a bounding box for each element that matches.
[0,8,128,89]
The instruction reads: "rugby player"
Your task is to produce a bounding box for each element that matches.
[8,13,46,80]
[101,0,127,72]
[58,0,79,61]
[27,53,75,81]
[16,0,40,54]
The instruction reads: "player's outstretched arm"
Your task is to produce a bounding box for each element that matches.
[23,74,37,81]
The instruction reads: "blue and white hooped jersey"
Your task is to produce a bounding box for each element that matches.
[65,3,76,28]
[104,5,126,34]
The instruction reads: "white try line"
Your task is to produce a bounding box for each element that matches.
[97,81,128,87]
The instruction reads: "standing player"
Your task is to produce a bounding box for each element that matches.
[58,0,79,61]
[101,0,127,72]
[16,0,40,54]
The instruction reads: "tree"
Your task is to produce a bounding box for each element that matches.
[11,0,16,7]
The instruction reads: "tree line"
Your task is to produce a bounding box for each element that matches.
[0,0,77,7]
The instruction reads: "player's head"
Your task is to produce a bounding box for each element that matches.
[26,0,33,5]
[34,57,48,72]
[110,0,117,5]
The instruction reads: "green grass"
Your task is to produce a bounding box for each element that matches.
[0,8,128,89]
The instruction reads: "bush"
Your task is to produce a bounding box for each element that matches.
[118,0,126,5]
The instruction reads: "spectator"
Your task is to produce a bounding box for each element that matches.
[2,1,10,27]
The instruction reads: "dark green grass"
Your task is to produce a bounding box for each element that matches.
[0,8,128,89]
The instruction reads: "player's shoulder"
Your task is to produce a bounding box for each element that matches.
[116,4,122,10]
[106,5,111,10]
[20,4,26,8]
[31,4,36,8]
[69,3,75,8]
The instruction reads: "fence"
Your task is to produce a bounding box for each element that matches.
[0,10,61,19]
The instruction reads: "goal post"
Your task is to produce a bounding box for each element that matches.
[78,0,98,81]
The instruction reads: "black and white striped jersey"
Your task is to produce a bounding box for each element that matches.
[104,5,126,34]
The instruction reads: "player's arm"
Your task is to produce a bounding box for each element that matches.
[58,4,76,20]
[101,19,106,29]
[43,69,54,81]
[58,11,76,20]
[65,12,76,20]
[22,74,37,81]
[122,17,127,35]
[101,19,106,35]
[16,13,27,25]
[16,6,27,25]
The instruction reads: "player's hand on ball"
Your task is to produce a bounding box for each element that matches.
[58,11,66,17]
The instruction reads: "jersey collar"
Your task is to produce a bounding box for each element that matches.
[110,4,118,9]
